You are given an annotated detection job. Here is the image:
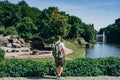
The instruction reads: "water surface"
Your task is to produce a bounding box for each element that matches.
[86,43,120,58]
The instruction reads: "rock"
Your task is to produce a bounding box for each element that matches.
[0,37,8,46]
[19,38,25,44]
[78,38,88,45]
[21,44,26,47]
[21,49,30,52]
[6,43,12,47]
[12,43,22,48]
[6,48,12,53]
[12,38,18,43]
[4,36,10,39]
[31,49,39,55]
[86,43,93,48]
[20,47,31,52]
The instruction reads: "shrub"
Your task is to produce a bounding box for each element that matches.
[104,57,120,76]
[31,37,45,50]
[0,59,45,77]
[62,58,103,76]
[45,62,55,75]
[0,57,120,77]
[0,49,5,60]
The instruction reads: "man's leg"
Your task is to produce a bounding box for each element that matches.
[58,58,65,76]
[56,67,60,76]
[55,58,61,76]
[59,67,63,76]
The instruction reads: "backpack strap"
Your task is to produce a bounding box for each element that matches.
[56,42,60,46]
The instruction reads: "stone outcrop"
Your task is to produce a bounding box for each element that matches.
[0,35,30,52]
[75,38,93,48]
[0,35,29,48]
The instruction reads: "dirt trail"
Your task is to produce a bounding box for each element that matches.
[5,48,73,59]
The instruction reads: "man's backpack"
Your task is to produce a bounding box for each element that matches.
[52,42,63,58]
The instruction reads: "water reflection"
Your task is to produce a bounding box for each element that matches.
[86,43,120,58]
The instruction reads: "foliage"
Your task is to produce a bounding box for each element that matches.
[49,10,71,37]
[99,18,120,44]
[0,0,97,43]
[0,25,5,34]
[0,1,21,27]
[67,16,83,39]
[0,49,5,60]
[81,23,96,42]
[36,7,59,39]
[5,26,18,35]
[0,57,120,77]
[16,17,38,39]
[0,59,45,77]
[31,37,45,50]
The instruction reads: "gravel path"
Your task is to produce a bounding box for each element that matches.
[0,76,120,80]
[5,48,73,59]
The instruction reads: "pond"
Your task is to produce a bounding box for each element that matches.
[85,43,120,58]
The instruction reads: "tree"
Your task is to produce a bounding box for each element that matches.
[5,26,18,35]
[0,25,5,34]
[99,18,120,44]
[18,0,28,6]
[37,7,70,39]
[67,16,82,39]
[81,24,96,42]
[0,2,21,27]
[48,10,71,38]
[16,17,38,39]
[18,1,41,24]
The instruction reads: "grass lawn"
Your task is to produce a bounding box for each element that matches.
[63,39,85,59]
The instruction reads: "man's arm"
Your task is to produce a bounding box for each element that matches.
[62,48,66,58]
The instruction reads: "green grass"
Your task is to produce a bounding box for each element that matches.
[63,39,85,60]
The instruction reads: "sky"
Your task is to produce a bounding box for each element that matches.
[1,0,120,31]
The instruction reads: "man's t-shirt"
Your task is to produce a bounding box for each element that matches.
[54,41,65,52]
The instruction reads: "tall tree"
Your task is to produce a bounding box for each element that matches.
[0,1,21,27]
[67,16,83,39]
[16,17,38,39]
[48,10,71,37]
[99,18,120,44]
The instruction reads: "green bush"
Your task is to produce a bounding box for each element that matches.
[0,49,5,60]
[0,57,120,77]
[31,37,45,50]
[62,58,103,76]
[0,59,45,77]
[45,57,120,76]
[104,57,120,76]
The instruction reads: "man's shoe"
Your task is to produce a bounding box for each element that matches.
[56,75,61,80]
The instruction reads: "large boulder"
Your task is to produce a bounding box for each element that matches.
[19,38,26,44]
[12,38,18,43]
[6,43,12,47]
[77,38,88,45]
[12,43,22,48]
[0,37,8,46]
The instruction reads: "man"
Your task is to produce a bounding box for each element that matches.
[52,35,66,78]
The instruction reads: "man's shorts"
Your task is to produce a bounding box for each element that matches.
[55,57,65,67]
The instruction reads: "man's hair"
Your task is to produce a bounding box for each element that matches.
[55,35,61,41]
